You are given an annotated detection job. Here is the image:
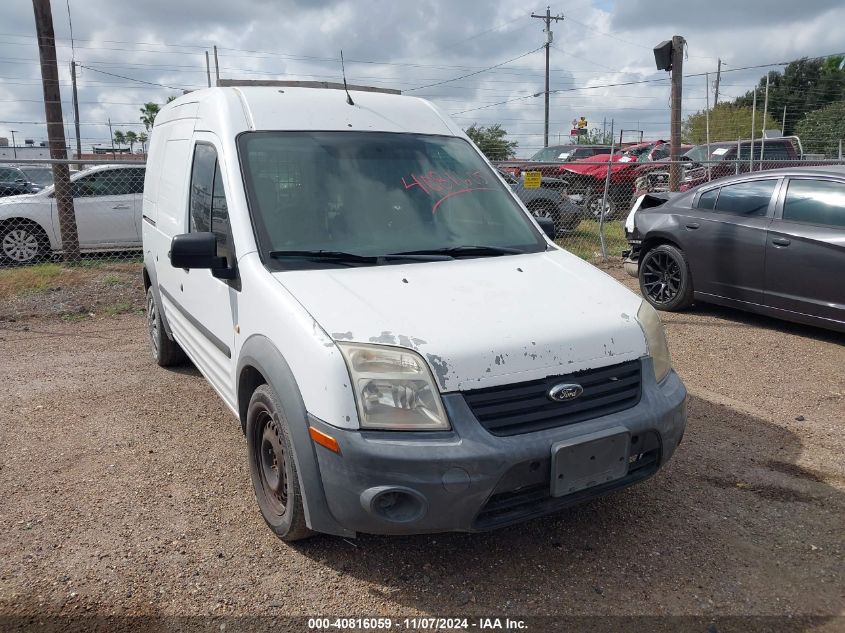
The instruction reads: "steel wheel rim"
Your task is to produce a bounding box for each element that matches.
[146,293,159,356]
[2,228,39,262]
[257,410,288,515]
[642,251,682,304]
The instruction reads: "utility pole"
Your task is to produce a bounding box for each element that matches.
[32,0,78,261]
[714,57,721,105]
[668,35,685,192]
[108,117,115,158]
[9,130,17,158]
[213,45,220,85]
[205,51,211,87]
[531,7,564,148]
[70,60,82,164]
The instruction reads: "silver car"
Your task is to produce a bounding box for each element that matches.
[0,164,145,264]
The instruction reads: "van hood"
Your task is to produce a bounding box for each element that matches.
[272,249,648,392]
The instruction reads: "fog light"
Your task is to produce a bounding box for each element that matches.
[361,486,427,523]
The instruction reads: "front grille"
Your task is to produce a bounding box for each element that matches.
[463,360,642,436]
[474,432,660,530]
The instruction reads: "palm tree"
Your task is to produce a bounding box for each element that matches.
[113,130,126,152]
[125,130,138,153]
[139,102,160,133]
[138,131,148,154]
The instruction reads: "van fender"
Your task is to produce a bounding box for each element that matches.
[236,335,354,537]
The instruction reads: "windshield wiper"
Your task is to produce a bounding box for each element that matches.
[269,250,378,264]
[268,249,454,266]
[390,245,525,258]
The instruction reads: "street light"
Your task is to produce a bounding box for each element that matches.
[9,130,17,159]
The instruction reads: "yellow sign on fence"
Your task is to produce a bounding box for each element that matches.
[523,171,542,189]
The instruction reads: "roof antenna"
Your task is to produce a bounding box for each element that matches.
[340,50,354,106]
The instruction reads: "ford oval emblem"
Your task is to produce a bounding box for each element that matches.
[548,383,583,402]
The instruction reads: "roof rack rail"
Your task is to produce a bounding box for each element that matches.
[216,79,401,95]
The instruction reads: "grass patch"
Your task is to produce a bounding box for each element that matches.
[60,311,88,322]
[102,302,132,316]
[0,263,89,299]
[102,275,125,287]
[556,219,627,260]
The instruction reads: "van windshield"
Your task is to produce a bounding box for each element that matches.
[238,132,546,269]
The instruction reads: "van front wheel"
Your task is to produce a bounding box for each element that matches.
[246,385,312,542]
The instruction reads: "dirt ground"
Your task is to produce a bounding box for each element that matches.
[0,261,843,631]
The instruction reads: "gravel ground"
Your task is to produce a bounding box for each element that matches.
[0,261,843,631]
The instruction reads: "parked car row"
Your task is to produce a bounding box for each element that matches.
[0,164,54,196]
[0,164,145,263]
[632,136,806,199]
[624,166,845,333]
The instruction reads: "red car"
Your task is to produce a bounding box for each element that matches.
[559,141,671,219]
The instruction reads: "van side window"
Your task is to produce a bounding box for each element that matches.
[189,143,231,260]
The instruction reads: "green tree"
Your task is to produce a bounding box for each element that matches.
[125,130,138,153]
[795,100,845,157]
[731,56,845,135]
[139,102,160,132]
[138,131,149,154]
[112,130,126,150]
[683,103,779,144]
[464,123,518,160]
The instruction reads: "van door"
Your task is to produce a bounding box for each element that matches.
[164,137,237,403]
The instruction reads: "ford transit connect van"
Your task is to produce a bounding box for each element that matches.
[142,83,687,541]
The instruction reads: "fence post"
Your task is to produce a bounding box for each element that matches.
[598,120,615,260]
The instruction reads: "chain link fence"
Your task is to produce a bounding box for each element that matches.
[494,151,845,260]
[0,158,147,267]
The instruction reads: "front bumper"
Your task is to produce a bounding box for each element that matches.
[308,357,686,536]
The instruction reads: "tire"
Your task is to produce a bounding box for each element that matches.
[585,192,617,221]
[638,244,694,311]
[246,384,312,542]
[0,220,50,265]
[145,286,186,367]
[528,202,564,237]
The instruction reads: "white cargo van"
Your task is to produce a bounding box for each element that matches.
[142,83,686,540]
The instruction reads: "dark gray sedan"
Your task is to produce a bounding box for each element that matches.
[623,166,845,333]
[500,172,584,237]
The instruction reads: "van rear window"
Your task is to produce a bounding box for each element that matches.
[237,132,546,268]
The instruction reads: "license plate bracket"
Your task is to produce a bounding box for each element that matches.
[551,427,630,497]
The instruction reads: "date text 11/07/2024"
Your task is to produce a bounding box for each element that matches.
[307,617,529,630]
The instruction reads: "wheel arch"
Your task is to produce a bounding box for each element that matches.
[236,334,353,537]
[0,216,54,251]
[639,233,684,260]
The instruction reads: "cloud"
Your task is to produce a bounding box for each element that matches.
[0,0,842,156]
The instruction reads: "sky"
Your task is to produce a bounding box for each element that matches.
[1,0,843,157]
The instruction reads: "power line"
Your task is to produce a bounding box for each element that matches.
[74,64,183,91]
[405,46,544,91]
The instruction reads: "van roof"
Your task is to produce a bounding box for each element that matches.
[158,86,461,137]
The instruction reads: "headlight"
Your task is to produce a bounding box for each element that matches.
[337,343,449,430]
[637,301,672,383]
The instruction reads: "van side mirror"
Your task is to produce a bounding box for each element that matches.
[535,216,556,240]
[170,232,234,278]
